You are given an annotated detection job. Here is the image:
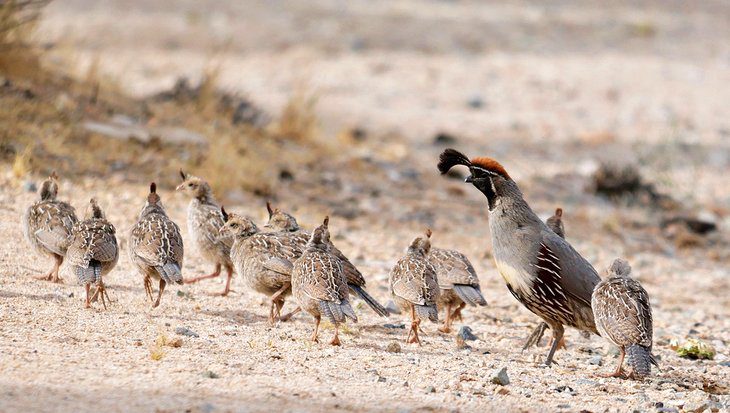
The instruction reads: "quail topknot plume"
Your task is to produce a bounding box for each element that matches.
[389,229,440,345]
[176,170,235,296]
[428,241,487,333]
[292,216,358,345]
[546,208,565,239]
[129,182,184,308]
[220,206,302,323]
[438,149,601,365]
[592,258,658,379]
[265,202,389,317]
[66,198,119,309]
[22,171,78,283]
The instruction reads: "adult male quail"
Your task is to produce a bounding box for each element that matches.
[220,207,302,323]
[438,149,600,365]
[592,258,658,379]
[265,203,389,317]
[429,245,487,333]
[22,171,78,283]
[389,229,440,345]
[129,183,184,308]
[292,216,357,345]
[66,198,118,309]
[176,170,235,296]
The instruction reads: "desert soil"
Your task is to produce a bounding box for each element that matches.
[2,0,730,412]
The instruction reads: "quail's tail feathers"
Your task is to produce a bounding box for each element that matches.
[158,263,183,285]
[319,300,358,324]
[415,304,438,322]
[453,284,488,306]
[76,260,102,285]
[349,284,389,317]
[626,345,658,378]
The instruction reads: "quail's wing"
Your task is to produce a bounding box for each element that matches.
[33,202,77,255]
[614,277,653,347]
[299,252,344,303]
[391,256,430,305]
[541,231,601,307]
[200,204,233,249]
[132,216,183,266]
[68,220,118,268]
[593,278,647,346]
[330,244,366,287]
[430,248,479,287]
[262,256,294,276]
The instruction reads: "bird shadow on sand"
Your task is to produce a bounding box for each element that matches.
[200,308,268,324]
[0,289,63,301]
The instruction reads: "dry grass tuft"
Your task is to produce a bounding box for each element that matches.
[277,89,320,142]
[11,144,32,178]
[0,0,50,81]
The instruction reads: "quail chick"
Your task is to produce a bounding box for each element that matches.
[389,229,440,345]
[66,198,118,309]
[429,246,487,333]
[292,216,357,345]
[22,171,78,283]
[129,183,184,308]
[592,258,658,379]
[546,208,565,239]
[439,149,600,365]
[176,170,234,296]
[265,203,388,317]
[220,207,302,323]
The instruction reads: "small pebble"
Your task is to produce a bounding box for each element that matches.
[386,342,401,353]
[458,326,478,341]
[384,300,401,315]
[490,367,510,386]
[23,181,37,192]
[202,370,219,379]
[425,386,436,394]
[175,326,199,337]
[383,323,405,329]
[589,355,603,366]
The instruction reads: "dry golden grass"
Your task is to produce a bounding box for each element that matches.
[277,89,320,143]
[0,0,50,81]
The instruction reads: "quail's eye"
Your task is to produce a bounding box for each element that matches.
[188,183,193,187]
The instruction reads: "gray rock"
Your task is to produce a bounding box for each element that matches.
[657,408,679,413]
[23,181,37,192]
[202,370,219,379]
[458,326,478,341]
[383,323,405,329]
[589,355,603,365]
[467,94,485,109]
[424,385,436,393]
[683,400,709,413]
[175,326,199,337]
[384,300,401,315]
[490,367,510,386]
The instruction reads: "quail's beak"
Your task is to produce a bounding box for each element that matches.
[175,183,185,191]
[464,174,474,183]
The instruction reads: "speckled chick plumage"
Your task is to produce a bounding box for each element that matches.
[67,199,118,308]
[22,172,78,282]
[129,183,184,308]
[390,230,440,322]
[592,258,658,379]
[221,208,303,322]
[177,171,234,294]
[292,217,357,344]
[265,203,388,317]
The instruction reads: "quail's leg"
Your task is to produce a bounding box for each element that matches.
[451,302,466,322]
[152,279,166,308]
[274,299,285,320]
[311,315,321,343]
[438,303,452,333]
[406,304,422,345]
[599,348,626,378]
[270,282,290,302]
[84,284,91,308]
[96,282,109,310]
[544,324,565,366]
[33,267,54,281]
[216,265,234,296]
[280,306,301,322]
[143,276,154,302]
[51,256,64,283]
[268,301,278,324]
[330,323,341,346]
[184,263,221,284]
[523,322,549,351]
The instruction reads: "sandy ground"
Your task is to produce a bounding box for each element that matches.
[2,0,730,412]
